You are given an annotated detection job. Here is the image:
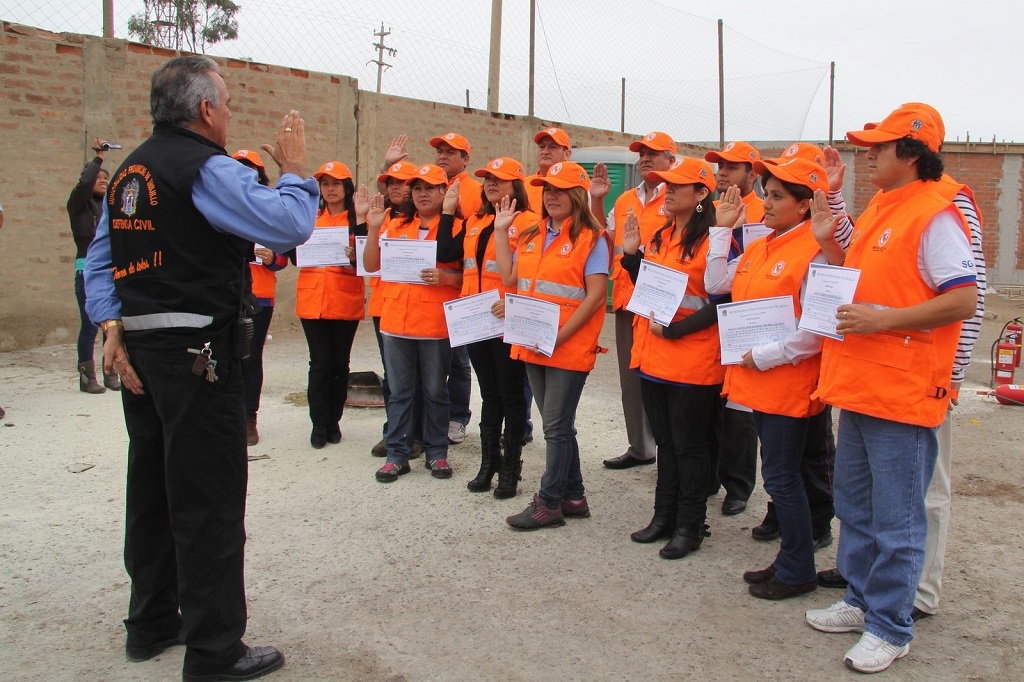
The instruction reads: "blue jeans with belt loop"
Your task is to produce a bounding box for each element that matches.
[382,335,451,465]
[834,409,938,647]
[526,363,589,506]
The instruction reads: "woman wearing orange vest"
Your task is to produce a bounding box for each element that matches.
[492,161,610,530]
[364,164,465,483]
[231,149,289,447]
[294,161,365,449]
[438,157,540,498]
[618,157,723,559]
[714,158,839,598]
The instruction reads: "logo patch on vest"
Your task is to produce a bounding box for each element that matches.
[470,228,478,236]
[875,228,893,251]
[560,242,573,256]
[770,260,786,278]
[526,242,536,252]
[121,178,140,217]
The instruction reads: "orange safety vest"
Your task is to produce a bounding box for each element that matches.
[723,221,824,417]
[511,220,608,371]
[814,180,968,428]
[377,213,464,338]
[451,170,483,218]
[611,186,668,311]
[295,210,365,320]
[934,174,983,222]
[525,174,545,214]
[366,209,394,319]
[713,190,765,224]
[629,231,725,385]
[461,210,538,298]
[250,263,277,301]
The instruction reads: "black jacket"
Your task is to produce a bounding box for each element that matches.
[67,156,104,259]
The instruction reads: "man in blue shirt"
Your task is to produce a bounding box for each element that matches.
[85,55,317,682]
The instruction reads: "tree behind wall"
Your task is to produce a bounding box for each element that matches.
[128,0,240,53]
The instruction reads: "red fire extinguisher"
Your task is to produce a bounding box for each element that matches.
[994,341,1017,387]
[1006,318,1023,368]
[993,384,1024,406]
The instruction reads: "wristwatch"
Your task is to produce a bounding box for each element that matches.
[100,319,124,332]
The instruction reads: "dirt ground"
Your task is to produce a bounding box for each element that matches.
[1,294,1022,682]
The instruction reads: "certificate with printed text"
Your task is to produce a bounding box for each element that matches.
[296,228,349,267]
[625,260,690,326]
[354,236,380,277]
[503,294,559,357]
[741,223,773,249]
[798,263,861,340]
[251,243,264,265]
[379,238,436,284]
[717,296,796,365]
[444,290,504,347]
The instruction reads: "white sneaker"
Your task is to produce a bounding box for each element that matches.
[805,600,866,633]
[447,421,467,444]
[844,632,909,673]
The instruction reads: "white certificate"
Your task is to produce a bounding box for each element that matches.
[354,236,380,277]
[444,290,504,348]
[296,227,349,267]
[251,243,264,266]
[503,294,560,357]
[798,263,862,341]
[742,223,773,249]
[625,260,690,326]
[380,238,436,284]
[717,296,796,365]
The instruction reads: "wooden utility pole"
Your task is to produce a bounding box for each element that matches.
[528,0,536,116]
[717,19,725,148]
[487,0,502,111]
[369,23,397,94]
[102,0,114,38]
[828,61,835,146]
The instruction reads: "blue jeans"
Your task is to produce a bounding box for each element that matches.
[835,410,937,647]
[753,411,816,585]
[526,364,588,506]
[382,335,450,464]
[448,345,472,426]
[75,271,100,363]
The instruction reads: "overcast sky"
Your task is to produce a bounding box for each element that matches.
[3,0,1021,143]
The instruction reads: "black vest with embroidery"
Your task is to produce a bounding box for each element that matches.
[106,125,248,352]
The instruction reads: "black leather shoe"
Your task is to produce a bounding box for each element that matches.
[630,517,675,543]
[751,517,781,541]
[721,498,747,515]
[817,567,848,589]
[748,575,817,600]
[602,452,655,470]
[126,636,182,662]
[182,644,284,681]
[310,426,327,449]
[659,525,710,560]
[813,532,834,551]
[326,422,342,444]
[742,565,776,585]
[911,607,934,622]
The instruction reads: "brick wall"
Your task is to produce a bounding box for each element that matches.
[2,22,1022,350]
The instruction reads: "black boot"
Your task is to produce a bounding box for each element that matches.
[467,426,501,493]
[78,361,105,394]
[493,434,523,499]
[630,514,675,543]
[659,524,711,560]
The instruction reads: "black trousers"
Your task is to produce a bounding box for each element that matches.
[300,318,359,428]
[641,379,722,529]
[466,336,527,441]
[710,404,759,501]
[763,405,836,538]
[121,345,247,674]
[241,304,274,420]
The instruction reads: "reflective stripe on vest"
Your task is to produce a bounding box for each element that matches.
[613,245,624,255]
[122,312,213,330]
[679,295,709,311]
[464,257,478,270]
[484,260,500,273]
[534,279,586,301]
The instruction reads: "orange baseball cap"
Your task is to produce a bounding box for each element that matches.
[314,161,352,181]
[846,103,943,153]
[862,102,946,149]
[376,160,418,184]
[646,157,716,193]
[533,127,571,149]
[705,141,761,164]
[754,157,828,195]
[777,142,825,166]
[474,157,527,181]
[231,149,265,169]
[405,163,449,186]
[629,131,677,154]
[429,132,471,154]
[528,161,590,191]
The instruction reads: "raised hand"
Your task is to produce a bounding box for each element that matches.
[823,146,846,191]
[493,195,520,235]
[590,162,611,199]
[810,189,841,243]
[261,110,306,178]
[385,134,409,165]
[366,192,386,232]
[716,185,746,228]
[443,180,461,214]
[354,184,371,222]
[621,209,641,255]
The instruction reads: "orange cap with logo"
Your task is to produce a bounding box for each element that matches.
[534,127,571,149]
[705,141,761,164]
[629,131,678,154]
[647,157,716,193]
[377,160,419,184]
[314,161,352,181]
[231,149,265,169]
[846,103,943,153]
[754,157,829,195]
[405,163,450,186]
[861,102,946,150]
[528,161,591,190]
[474,157,527,181]
[776,142,825,167]
[429,132,471,154]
